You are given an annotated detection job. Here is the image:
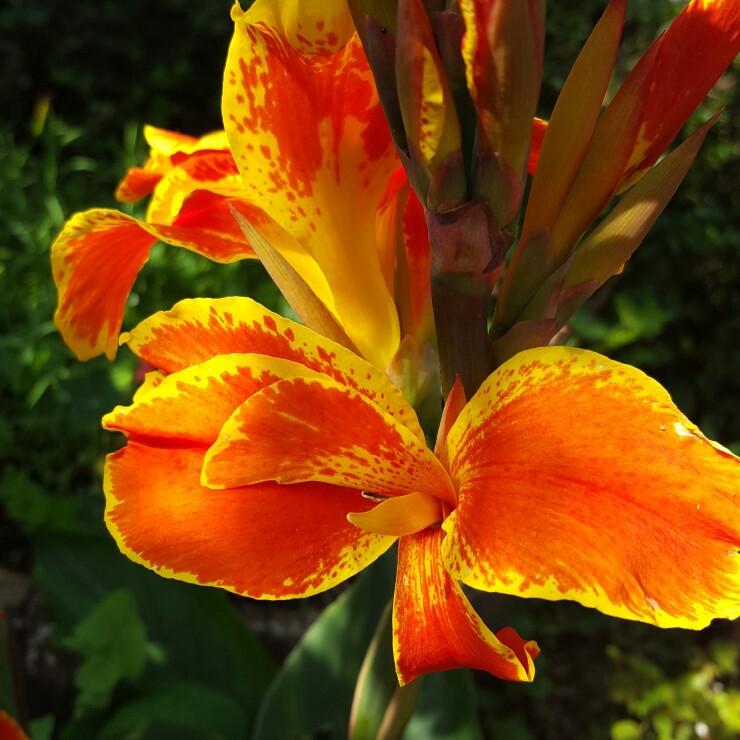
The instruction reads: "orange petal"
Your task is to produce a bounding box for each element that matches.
[444,347,740,629]
[114,126,228,203]
[52,208,256,360]
[146,151,242,225]
[528,117,547,175]
[0,711,28,740]
[203,376,455,505]
[103,353,324,445]
[223,1,399,368]
[396,0,461,170]
[393,528,538,685]
[105,443,394,599]
[122,297,424,439]
[375,168,433,344]
[622,0,740,181]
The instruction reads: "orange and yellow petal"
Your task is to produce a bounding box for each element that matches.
[52,208,256,360]
[623,0,740,179]
[146,151,242,224]
[223,0,399,368]
[105,443,394,599]
[123,297,424,438]
[443,347,740,629]
[103,353,324,445]
[393,528,538,685]
[115,127,229,203]
[202,376,455,505]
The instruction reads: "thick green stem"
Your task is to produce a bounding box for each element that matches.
[431,271,492,399]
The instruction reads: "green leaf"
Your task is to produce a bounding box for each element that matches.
[349,600,400,739]
[35,534,275,727]
[98,681,248,740]
[64,588,148,716]
[253,553,396,740]
[405,669,482,740]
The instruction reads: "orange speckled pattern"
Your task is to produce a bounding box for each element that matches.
[122,297,424,438]
[51,205,258,360]
[393,528,538,685]
[202,375,455,503]
[443,346,740,629]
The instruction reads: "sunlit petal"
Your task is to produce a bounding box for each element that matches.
[203,375,455,504]
[223,0,399,367]
[393,528,538,685]
[122,297,424,438]
[103,353,324,445]
[105,443,394,599]
[52,208,256,360]
[444,347,740,629]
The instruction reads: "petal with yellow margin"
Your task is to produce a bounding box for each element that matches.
[115,126,229,203]
[223,0,399,368]
[104,354,325,445]
[393,527,538,685]
[122,297,424,439]
[52,206,258,360]
[203,375,455,504]
[443,347,740,629]
[105,443,394,600]
[146,151,243,224]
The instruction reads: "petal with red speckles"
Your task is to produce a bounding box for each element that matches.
[203,375,455,504]
[105,443,394,599]
[115,126,229,203]
[51,207,258,360]
[122,297,425,439]
[103,353,324,445]
[393,527,538,685]
[223,0,399,368]
[146,151,242,224]
[443,347,740,629]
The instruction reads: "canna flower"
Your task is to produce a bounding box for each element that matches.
[494,0,740,350]
[103,298,740,684]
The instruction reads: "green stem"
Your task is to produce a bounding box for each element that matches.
[431,270,491,399]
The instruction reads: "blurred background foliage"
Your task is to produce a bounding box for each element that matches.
[0,0,738,737]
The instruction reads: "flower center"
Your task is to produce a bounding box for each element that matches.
[347,491,445,537]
